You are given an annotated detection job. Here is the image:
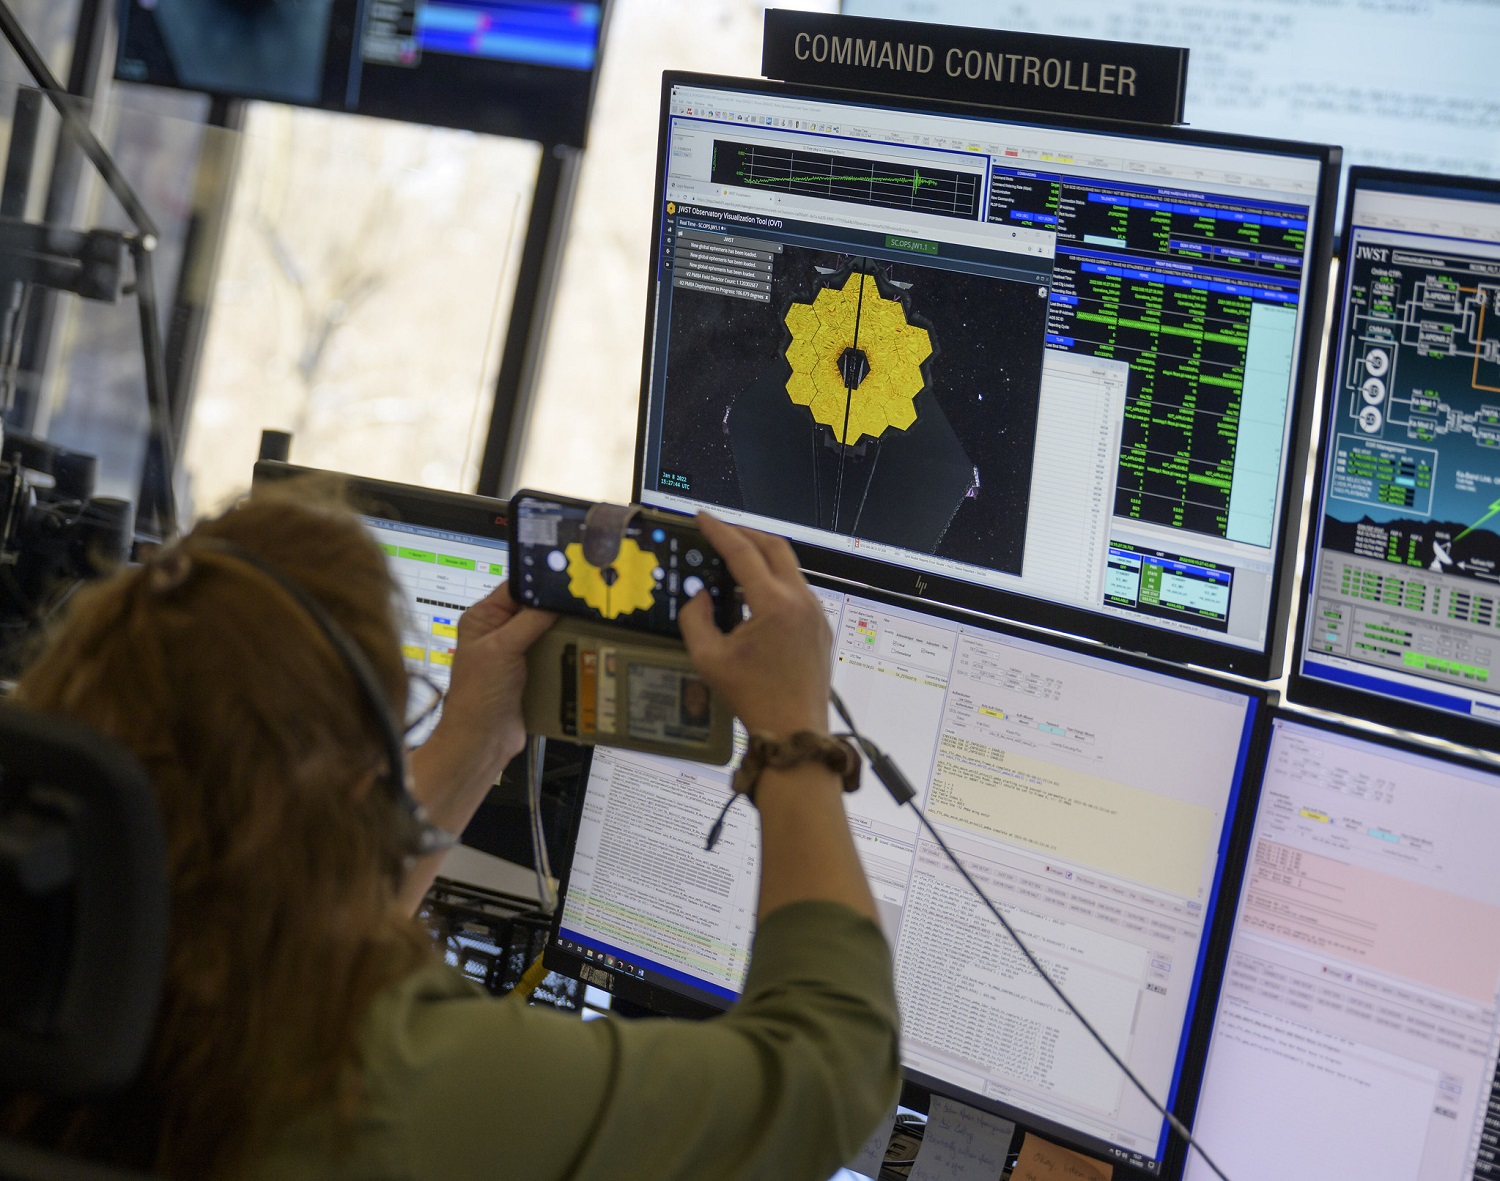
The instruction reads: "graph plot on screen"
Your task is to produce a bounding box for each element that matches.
[710,141,982,220]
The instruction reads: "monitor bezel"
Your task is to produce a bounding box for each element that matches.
[542,565,1275,1175]
[251,459,511,540]
[1286,166,1500,753]
[1166,704,1500,1179]
[114,0,609,148]
[631,70,1341,684]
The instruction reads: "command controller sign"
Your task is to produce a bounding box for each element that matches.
[762,10,1188,127]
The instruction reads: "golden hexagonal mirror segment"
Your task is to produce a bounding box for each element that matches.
[783,272,932,446]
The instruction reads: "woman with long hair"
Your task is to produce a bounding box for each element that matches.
[2,484,899,1180]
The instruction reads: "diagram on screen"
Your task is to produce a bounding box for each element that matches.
[1323,247,1500,584]
[741,263,993,556]
[758,266,978,547]
[654,233,1048,578]
[784,271,931,443]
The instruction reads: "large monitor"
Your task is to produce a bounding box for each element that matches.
[1290,169,1500,748]
[633,74,1338,679]
[1184,715,1500,1181]
[546,577,1264,1174]
[116,0,606,146]
[842,0,1500,201]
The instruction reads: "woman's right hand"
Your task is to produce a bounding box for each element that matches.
[683,516,881,926]
[677,515,831,738]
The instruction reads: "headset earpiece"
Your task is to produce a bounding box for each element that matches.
[193,540,457,860]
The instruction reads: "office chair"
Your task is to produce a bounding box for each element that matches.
[0,704,168,1181]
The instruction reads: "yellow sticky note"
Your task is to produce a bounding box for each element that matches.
[429,649,454,668]
[432,622,458,640]
[1011,1134,1113,1181]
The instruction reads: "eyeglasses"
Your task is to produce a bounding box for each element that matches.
[403,669,446,746]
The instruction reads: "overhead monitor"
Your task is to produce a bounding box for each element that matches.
[842,0,1500,205]
[546,578,1263,1174]
[1290,169,1500,748]
[116,0,606,146]
[633,74,1338,679]
[250,461,509,719]
[1185,715,1500,1181]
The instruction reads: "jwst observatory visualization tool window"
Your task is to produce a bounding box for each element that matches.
[637,81,1327,653]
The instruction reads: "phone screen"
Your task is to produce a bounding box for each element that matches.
[512,495,739,637]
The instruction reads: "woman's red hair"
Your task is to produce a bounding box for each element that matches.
[2,484,433,1177]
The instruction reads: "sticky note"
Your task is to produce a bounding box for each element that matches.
[1011,1133,1113,1181]
[845,1102,898,1178]
[909,1096,1015,1181]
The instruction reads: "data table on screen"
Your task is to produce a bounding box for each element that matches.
[365,518,507,692]
[1187,718,1500,1181]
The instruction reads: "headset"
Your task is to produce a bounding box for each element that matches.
[195,539,457,860]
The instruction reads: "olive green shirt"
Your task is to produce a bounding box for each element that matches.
[256,900,900,1180]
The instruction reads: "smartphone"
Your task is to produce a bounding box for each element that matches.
[509,491,742,637]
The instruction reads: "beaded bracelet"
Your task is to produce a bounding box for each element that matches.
[731,730,862,802]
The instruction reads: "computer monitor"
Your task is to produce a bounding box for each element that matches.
[250,461,509,710]
[116,0,606,146]
[841,0,1500,206]
[632,73,1338,679]
[1184,714,1500,1181]
[546,576,1264,1174]
[1290,169,1500,748]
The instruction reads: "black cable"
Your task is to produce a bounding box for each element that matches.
[0,3,161,242]
[0,280,31,412]
[130,241,178,538]
[0,3,179,541]
[704,789,744,851]
[526,734,557,913]
[829,689,1236,1181]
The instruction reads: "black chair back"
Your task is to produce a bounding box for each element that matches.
[0,704,168,1097]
